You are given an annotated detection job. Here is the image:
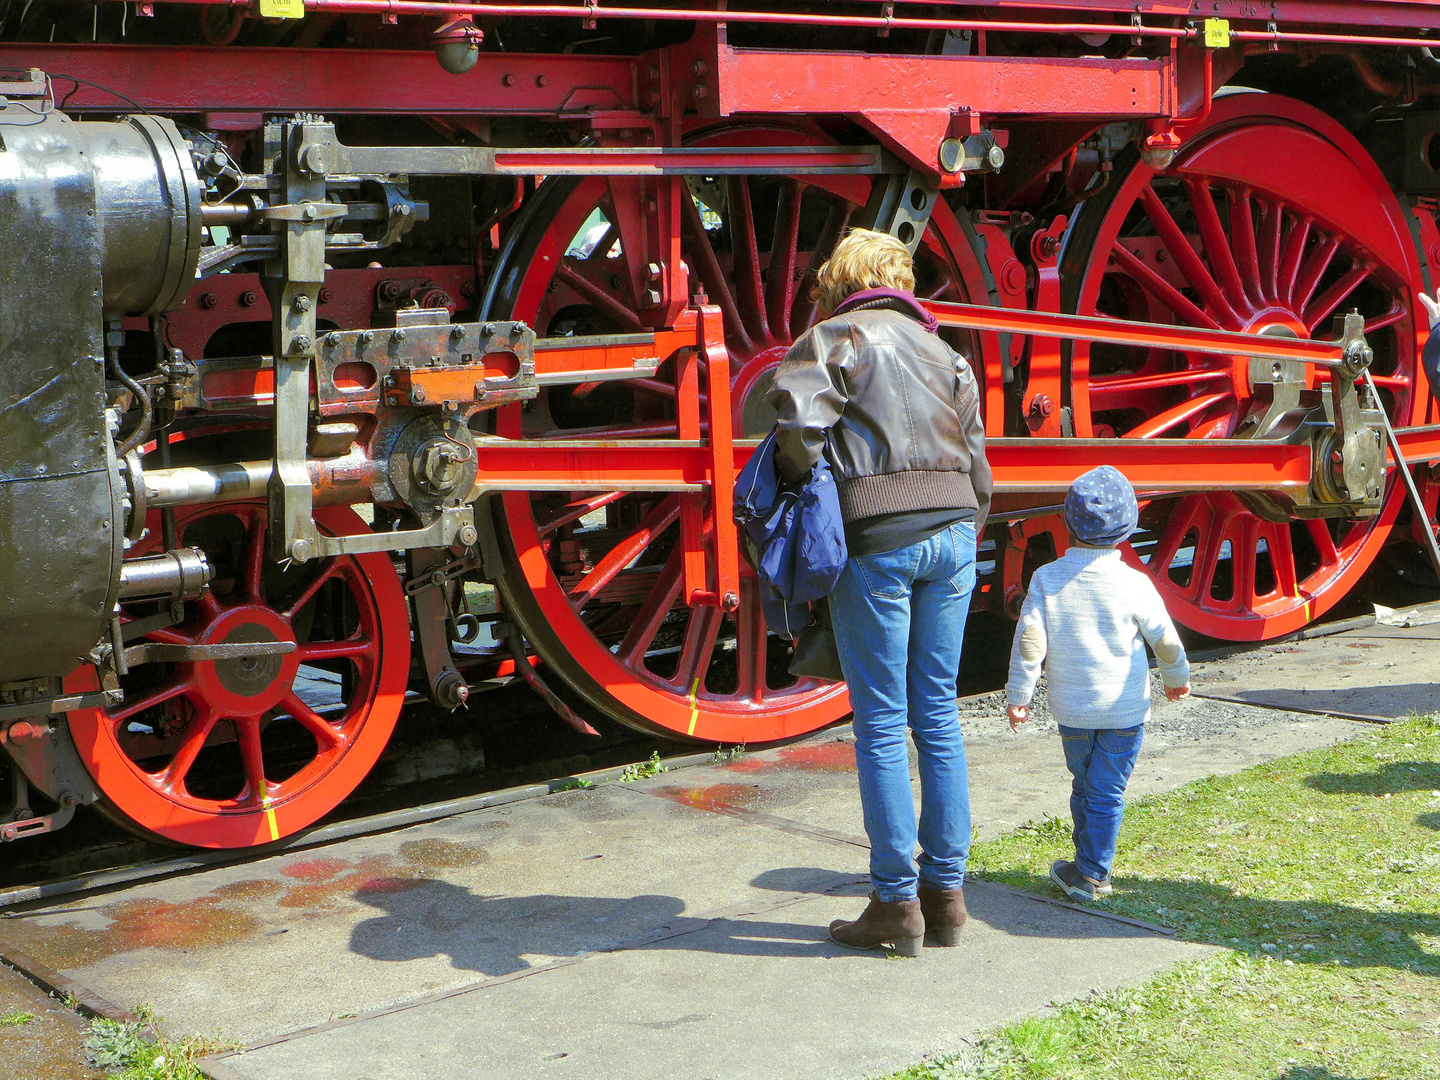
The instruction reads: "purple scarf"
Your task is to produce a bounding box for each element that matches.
[831,288,939,333]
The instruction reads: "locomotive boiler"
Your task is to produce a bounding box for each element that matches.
[3,0,1440,849]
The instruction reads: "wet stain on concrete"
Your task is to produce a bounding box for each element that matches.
[4,896,263,969]
[726,740,855,774]
[654,782,764,812]
[6,839,489,971]
[280,857,350,882]
[209,879,284,901]
[398,837,489,870]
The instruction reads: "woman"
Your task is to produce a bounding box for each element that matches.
[768,228,992,956]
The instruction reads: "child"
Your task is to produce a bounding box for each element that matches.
[1004,466,1191,902]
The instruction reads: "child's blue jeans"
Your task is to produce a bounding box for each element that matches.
[1059,724,1144,882]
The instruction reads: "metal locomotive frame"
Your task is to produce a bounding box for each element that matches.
[5,0,1440,848]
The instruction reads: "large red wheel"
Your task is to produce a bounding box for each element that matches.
[1061,95,1422,640]
[67,501,409,847]
[481,124,992,741]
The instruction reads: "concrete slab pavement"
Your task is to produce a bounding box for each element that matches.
[3,618,1426,1080]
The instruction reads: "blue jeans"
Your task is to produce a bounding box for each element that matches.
[1059,725,1144,882]
[830,521,977,902]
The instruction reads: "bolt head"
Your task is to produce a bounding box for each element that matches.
[360,330,375,345]
[325,332,341,346]
[459,524,479,546]
[291,538,314,562]
[411,387,427,404]
[293,294,312,312]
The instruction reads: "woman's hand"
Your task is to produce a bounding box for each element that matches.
[1421,292,1440,332]
[1007,704,1028,732]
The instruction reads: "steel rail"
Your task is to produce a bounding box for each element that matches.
[924,300,1351,367]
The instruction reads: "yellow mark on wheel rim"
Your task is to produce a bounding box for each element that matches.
[686,676,701,737]
[259,779,279,842]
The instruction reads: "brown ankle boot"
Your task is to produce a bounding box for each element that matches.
[917,884,967,946]
[828,892,923,956]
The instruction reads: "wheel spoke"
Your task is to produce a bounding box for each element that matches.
[281,692,344,751]
[667,604,722,694]
[765,180,804,342]
[1306,518,1341,570]
[1365,306,1408,335]
[1182,179,1250,319]
[140,624,197,646]
[1226,186,1264,309]
[1138,185,1242,328]
[554,262,646,332]
[1258,200,1283,302]
[1109,244,1224,331]
[791,199,851,333]
[1189,504,1227,605]
[195,589,224,623]
[680,191,754,353]
[536,491,628,536]
[297,636,372,663]
[1090,366,1229,404]
[617,548,684,666]
[734,576,769,703]
[283,558,343,619]
[1233,514,1259,610]
[242,515,266,602]
[1149,496,1201,580]
[235,717,269,807]
[1265,522,1299,597]
[1291,235,1339,314]
[727,176,771,344]
[1277,216,1313,306]
[112,678,193,725]
[157,704,218,795]
[570,496,681,612]
[1305,262,1372,334]
[1122,391,1233,439]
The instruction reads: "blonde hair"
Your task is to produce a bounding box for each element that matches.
[811,228,916,315]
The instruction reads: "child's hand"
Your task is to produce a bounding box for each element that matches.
[1164,682,1191,702]
[1421,292,1440,331]
[1007,704,1028,731]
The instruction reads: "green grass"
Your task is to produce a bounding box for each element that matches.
[84,1006,233,1080]
[0,1009,36,1026]
[618,750,668,782]
[887,716,1440,1080]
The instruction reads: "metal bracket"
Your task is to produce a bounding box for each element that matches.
[853,167,938,255]
[121,640,296,668]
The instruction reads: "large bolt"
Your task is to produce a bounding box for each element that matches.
[360,329,376,345]
[198,292,218,309]
[239,290,258,307]
[291,538,314,562]
[291,334,313,354]
[458,524,479,546]
[433,668,470,709]
[292,294,312,313]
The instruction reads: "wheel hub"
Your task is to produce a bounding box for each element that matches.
[191,605,299,715]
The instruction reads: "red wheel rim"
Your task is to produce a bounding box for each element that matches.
[484,125,992,741]
[68,501,409,847]
[1063,96,1420,640]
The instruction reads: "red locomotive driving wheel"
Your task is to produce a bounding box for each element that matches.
[482,124,991,742]
[1063,95,1421,640]
[67,501,409,847]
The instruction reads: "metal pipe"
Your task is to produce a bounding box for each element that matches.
[143,451,381,508]
[118,547,212,600]
[200,201,256,227]
[142,0,1193,39]
[139,1,1440,51]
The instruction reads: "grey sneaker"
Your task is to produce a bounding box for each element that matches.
[1050,860,1098,903]
[1093,873,1114,897]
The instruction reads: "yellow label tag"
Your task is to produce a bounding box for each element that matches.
[259,0,305,20]
[1203,17,1231,49]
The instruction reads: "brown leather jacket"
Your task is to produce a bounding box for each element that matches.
[767,301,991,534]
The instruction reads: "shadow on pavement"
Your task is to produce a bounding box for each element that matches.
[1417,812,1440,831]
[347,864,1165,977]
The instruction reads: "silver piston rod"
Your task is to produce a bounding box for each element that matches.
[144,453,381,509]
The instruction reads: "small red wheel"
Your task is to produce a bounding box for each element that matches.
[1061,95,1421,640]
[67,501,409,848]
[483,123,993,741]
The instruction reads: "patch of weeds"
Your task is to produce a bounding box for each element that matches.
[884,1038,1018,1079]
[713,744,748,763]
[555,777,594,791]
[0,1009,36,1026]
[85,1006,235,1080]
[889,715,1440,1080]
[618,751,667,782]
